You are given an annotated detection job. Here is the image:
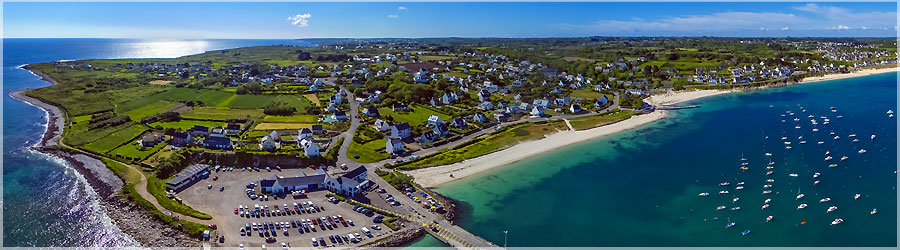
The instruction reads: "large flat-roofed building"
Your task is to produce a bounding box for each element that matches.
[165,164,210,191]
[259,166,371,197]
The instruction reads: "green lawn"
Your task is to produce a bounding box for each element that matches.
[122,100,179,120]
[568,110,639,130]
[347,139,391,163]
[110,139,166,160]
[377,105,451,126]
[155,88,234,106]
[400,121,569,169]
[272,95,317,113]
[570,89,609,100]
[261,115,319,123]
[148,120,224,131]
[181,107,265,121]
[81,124,148,153]
[146,175,212,220]
[218,94,276,109]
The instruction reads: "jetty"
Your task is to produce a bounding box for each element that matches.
[656,104,701,110]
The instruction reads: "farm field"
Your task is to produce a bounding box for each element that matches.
[109,139,166,160]
[347,139,390,163]
[377,105,451,126]
[261,115,319,123]
[148,120,224,130]
[253,123,314,130]
[181,107,265,120]
[122,100,179,120]
[80,124,148,153]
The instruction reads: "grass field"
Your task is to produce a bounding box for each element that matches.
[254,123,314,130]
[218,94,275,109]
[122,100,179,120]
[377,105,451,126]
[110,139,166,160]
[346,139,390,163]
[400,121,569,169]
[273,95,316,113]
[303,94,321,106]
[261,115,319,123]
[146,175,212,220]
[81,124,148,153]
[148,120,224,131]
[155,88,234,106]
[568,110,639,130]
[181,107,265,121]
[570,89,610,100]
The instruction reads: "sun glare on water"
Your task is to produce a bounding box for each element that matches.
[119,40,215,58]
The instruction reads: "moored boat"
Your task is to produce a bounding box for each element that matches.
[830,218,843,225]
[764,198,771,204]
[858,149,866,154]
[698,192,710,197]
[717,205,727,210]
[840,156,848,161]
[720,182,731,186]
[761,204,769,209]
[797,204,807,209]
[766,215,773,222]
[871,208,877,215]
[730,207,741,211]
[813,172,821,178]
[796,194,805,200]
[820,197,831,203]
[827,206,837,213]
[854,194,861,200]
[742,230,751,236]
[789,173,798,177]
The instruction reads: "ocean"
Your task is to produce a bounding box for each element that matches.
[434,72,898,247]
[2,38,313,247]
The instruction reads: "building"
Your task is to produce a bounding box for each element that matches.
[531,106,546,117]
[450,118,468,129]
[203,136,232,149]
[260,132,278,150]
[226,123,241,135]
[427,115,443,126]
[165,164,210,191]
[140,131,164,147]
[260,166,370,197]
[311,124,324,135]
[363,107,380,117]
[385,137,404,154]
[570,104,584,114]
[332,110,348,121]
[298,128,313,140]
[299,138,320,156]
[473,112,489,123]
[374,119,393,132]
[171,132,192,146]
[187,125,209,137]
[391,123,412,139]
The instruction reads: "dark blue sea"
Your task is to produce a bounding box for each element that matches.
[436,72,898,247]
[2,38,313,247]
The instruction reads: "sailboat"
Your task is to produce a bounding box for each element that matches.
[796,186,804,200]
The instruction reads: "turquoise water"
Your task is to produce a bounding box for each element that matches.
[434,72,898,247]
[402,234,451,249]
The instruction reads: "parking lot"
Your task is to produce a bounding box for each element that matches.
[176,167,396,247]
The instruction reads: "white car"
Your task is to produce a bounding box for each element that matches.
[281,242,288,250]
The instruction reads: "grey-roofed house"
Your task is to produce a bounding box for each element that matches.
[165,164,209,191]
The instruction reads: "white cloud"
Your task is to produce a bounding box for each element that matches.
[793,3,896,30]
[287,13,312,27]
[560,12,802,34]
[398,6,407,11]
[387,14,399,19]
[827,24,850,30]
[782,27,790,30]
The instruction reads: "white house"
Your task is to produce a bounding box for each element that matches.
[391,123,412,139]
[299,138,320,156]
[385,137,404,154]
[374,119,393,132]
[260,133,278,150]
[427,115,444,126]
[298,128,313,140]
[531,106,545,117]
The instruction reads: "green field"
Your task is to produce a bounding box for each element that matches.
[568,110,639,130]
[155,88,234,106]
[217,94,276,109]
[110,139,166,160]
[570,89,610,100]
[81,124,148,153]
[146,175,212,220]
[149,120,224,131]
[181,107,265,121]
[347,139,390,163]
[122,100,179,120]
[261,115,319,123]
[377,105,451,126]
[400,121,569,169]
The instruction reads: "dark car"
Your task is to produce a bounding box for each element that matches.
[329,235,336,243]
[265,237,276,243]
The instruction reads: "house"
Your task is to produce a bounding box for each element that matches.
[210,128,227,137]
[496,113,510,123]
[385,137,405,154]
[187,125,209,137]
[298,138,320,156]
[418,131,438,144]
[473,112,489,123]
[570,104,584,114]
[140,131,164,147]
[326,103,338,113]
[362,107,380,117]
[626,89,644,96]
[531,106,546,117]
[478,101,494,110]
[374,119,393,132]
[165,164,209,191]
[260,133,279,150]
[427,115,444,126]
[323,166,370,196]
[226,124,241,135]
[506,106,522,114]
[478,89,491,101]
[298,128,313,140]
[392,103,411,112]
[533,99,551,108]
[332,110,348,121]
[433,123,450,137]
[519,103,533,111]
[202,136,232,149]
[171,132,192,146]
[442,92,458,104]
[260,171,326,193]
[391,123,412,139]
[450,118,468,129]
[311,125,324,135]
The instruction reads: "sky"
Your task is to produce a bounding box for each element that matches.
[4,2,897,39]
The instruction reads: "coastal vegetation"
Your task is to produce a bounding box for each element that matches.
[568,109,640,130]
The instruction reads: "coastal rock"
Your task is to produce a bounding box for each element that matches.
[102,198,202,247]
[362,227,426,248]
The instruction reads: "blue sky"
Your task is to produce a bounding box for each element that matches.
[4,2,897,38]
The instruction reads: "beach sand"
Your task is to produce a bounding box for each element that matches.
[408,89,731,187]
[407,66,899,188]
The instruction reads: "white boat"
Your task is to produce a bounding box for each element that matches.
[836,115,842,118]
[795,125,801,129]
[834,136,840,140]
[814,180,821,185]
[820,197,831,203]
[766,171,773,175]
[808,115,814,118]
[825,156,833,161]
[766,179,774,183]
[859,149,866,154]
[789,173,798,177]
[799,141,807,144]
[796,194,805,200]
[766,166,774,170]
[827,206,837,213]
[871,208,878,215]
[848,134,856,137]
[797,204,808,209]
[793,118,800,121]
[765,152,772,156]
[730,207,741,211]
[852,139,859,142]
[785,146,792,149]
[840,156,848,161]
[813,172,821,178]
[781,136,788,140]
[830,218,843,225]
[768,161,775,166]
[871,134,876,140]
[720,182,731,186]
[817,141,824,144]
[762,204,769,209]
[763,184,772,188]
[764,198,771,204]
[719,190,729,194]
[890,114,894,118]
[762,190,772,194]
[698,192,710,197]
[831,132,835,135]
[717,205,727,210]
[854,194,861,200]
[812,128,819,132]
[736,182,745,186]
[735,186,744,190]
[733,197,740,203]
[766,215,773,222]
[888,110,894,114]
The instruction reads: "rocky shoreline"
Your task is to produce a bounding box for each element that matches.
[363,227,426,248]
[10,67,201,247]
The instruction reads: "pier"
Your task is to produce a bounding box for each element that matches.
[656,105,701,110]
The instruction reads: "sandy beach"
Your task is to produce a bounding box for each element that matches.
[408,88,731,187]
[407,66,898,188]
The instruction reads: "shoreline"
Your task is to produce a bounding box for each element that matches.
[407,66,898,188]
[11,66,200,247]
